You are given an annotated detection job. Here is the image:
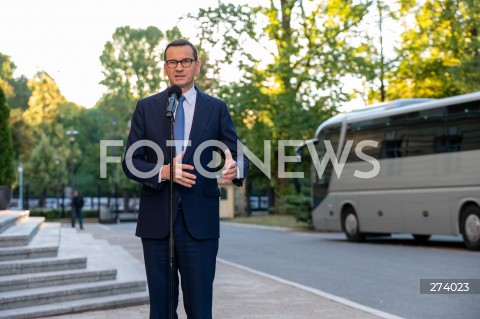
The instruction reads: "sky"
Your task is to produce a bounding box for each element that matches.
[1,0,399,111]
[1,0,258,108]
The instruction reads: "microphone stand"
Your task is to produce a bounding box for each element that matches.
[166,104,176,319]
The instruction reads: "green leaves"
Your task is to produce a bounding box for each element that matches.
[99,26,166,99]
[388,0,480,98]
[190,0,371,211]
[23,71,65,126]
[0,87,15,186]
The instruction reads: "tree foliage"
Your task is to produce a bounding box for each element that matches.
[0,53,16,100]
[388,0,480,98]
[100,26,169,99]
[190,0,372,212]
[99,25,219,98]
[0,87,15,186]
[8,75,32,110]
[2,1,479,209]
[23,71,65,126]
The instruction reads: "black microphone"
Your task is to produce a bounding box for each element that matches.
[166,85,182,118]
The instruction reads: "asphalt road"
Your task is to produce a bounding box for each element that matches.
[218,223,480,319]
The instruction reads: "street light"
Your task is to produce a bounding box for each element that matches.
[66,130,78,197]
[54,156,61,212]
[18,164,23,210]
[111,118,119,218]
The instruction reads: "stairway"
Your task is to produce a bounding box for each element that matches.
[0,210,149,319]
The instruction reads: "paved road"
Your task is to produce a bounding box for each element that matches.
[50,222,388,319]
[218,223,480,319]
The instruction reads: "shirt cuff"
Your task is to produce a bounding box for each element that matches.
[159,165,165,183]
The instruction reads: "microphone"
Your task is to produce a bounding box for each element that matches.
[166,85,182,118]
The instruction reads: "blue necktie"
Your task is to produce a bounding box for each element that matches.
[174,96,186,156]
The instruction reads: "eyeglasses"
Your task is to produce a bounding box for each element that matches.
[165,58,195,69]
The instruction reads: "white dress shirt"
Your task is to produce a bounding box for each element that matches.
[178,86,197,150]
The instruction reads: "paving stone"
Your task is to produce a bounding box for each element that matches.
[42,224,392,319]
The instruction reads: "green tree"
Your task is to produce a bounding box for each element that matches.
[25,133,59,207]
[0,87,16,186]
[100,26,219,99]
[23,71,65,126]
[352,0,405,104]
[100,26,168,99]
[0,53,32,109]
[388,0,480,98]
[0,53,16,100]
[191,0,372,213]
[0,53,15,80]
[8,75,32,110]
[92,91,140,209]
[9,108,35,161]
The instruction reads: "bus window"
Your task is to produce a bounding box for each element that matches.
[446,101,480,151]
[405,107,446,156]
[382,130,404,158]
[345,121,382,162]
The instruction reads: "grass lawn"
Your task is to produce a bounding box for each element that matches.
[227,214,312,230]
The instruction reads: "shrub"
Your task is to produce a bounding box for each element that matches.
[279,194,312,225]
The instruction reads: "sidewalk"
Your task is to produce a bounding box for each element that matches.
[45,223,398,319]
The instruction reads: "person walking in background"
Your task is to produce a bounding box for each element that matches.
[122,39,248,319]
[71,190,84,230]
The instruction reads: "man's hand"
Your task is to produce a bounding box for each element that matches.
[220,148,237,184]
[161,151,196,188]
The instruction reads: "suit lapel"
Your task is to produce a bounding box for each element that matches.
[184,87,213,164]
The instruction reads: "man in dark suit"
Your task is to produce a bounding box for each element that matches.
[122,39,248,319]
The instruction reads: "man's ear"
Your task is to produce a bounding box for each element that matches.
[195,60,201,75]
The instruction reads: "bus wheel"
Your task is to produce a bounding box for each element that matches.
[342,207,365,242]
[461,206,480,251]
[412,234,431,243]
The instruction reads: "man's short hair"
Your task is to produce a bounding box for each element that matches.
[164,39,198,61]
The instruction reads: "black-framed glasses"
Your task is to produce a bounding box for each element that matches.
[165,58,195,69]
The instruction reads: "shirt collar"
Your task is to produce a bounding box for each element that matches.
[182,86,197,106]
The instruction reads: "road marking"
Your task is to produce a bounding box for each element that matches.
[221,221,290,232]
[217,258,404,319]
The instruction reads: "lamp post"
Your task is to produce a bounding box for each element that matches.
[54,156,61,212]
[111,118,119,219]
[18,164,23,210]
[66,130,78,198]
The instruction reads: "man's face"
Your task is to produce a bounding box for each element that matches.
[163,45,201,93]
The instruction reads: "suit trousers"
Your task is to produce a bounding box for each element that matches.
[141,207,219,319]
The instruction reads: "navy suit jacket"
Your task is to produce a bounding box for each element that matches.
[122,87,248,240]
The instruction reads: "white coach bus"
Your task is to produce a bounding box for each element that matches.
[301,92,480,250]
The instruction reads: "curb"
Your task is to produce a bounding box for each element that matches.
[221,221,291,232]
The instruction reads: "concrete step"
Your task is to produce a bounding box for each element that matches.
[0,268,117,292]
[0,246,57,262]
[0,211,29,234]
[0,217,45,247]
[0,223,60,262]
[0,291,149,319]
[0,256,87,276]
[0,280,147,310]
